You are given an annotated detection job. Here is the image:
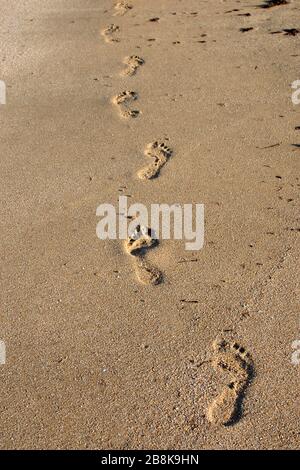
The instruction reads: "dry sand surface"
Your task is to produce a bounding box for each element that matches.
[0,0,299,450]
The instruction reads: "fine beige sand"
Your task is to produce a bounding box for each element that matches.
[0,0,299,449]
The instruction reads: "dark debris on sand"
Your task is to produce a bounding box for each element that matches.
[283,28,300,36]
[240,27,254,33]
[270,28,300,36]
[259,0,289,8]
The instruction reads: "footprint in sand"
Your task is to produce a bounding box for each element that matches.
[207,338,254,426]
[125,225,163,285]
[101,24,120,43]
[138,142,173,180]
[113,91,140,118]
[114,2,133,16]
[122,56,145,76]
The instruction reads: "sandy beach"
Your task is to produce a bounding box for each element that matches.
[0,0,299,449]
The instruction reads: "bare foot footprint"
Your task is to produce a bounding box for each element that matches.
[122,56,145,76]
[101,24,120,43]
[207,338,254,426]
[124,225,163,285]
[138,142,173,180]
[113,91,140,118]
[114,2,133,16]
